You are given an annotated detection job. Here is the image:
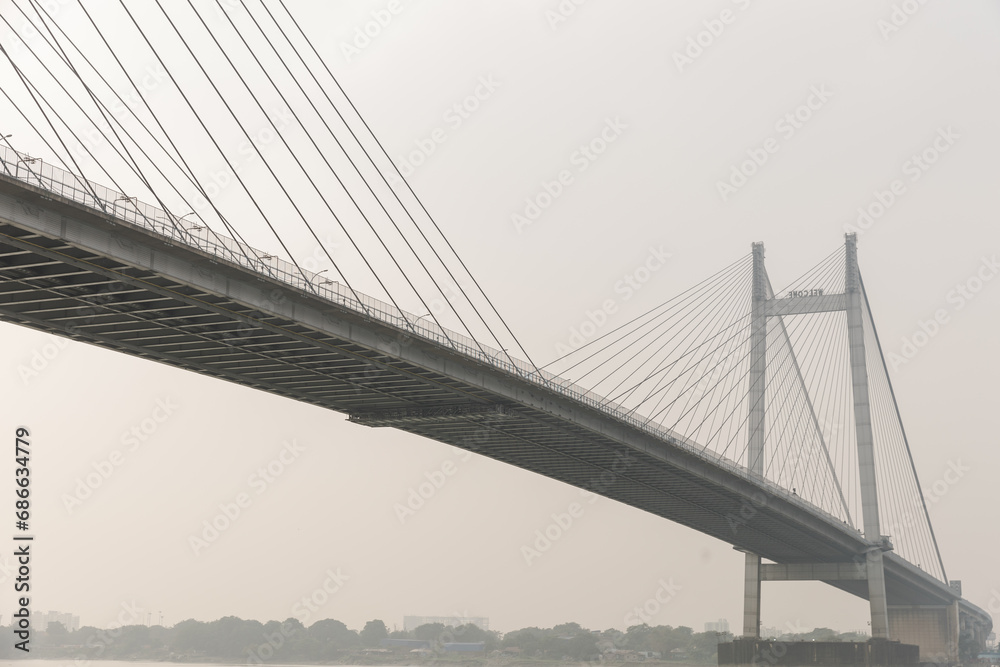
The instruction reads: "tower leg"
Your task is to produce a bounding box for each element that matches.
[743,553,761,637]
[845,233,890,638]
[748,242,767,476]
[743,243,766,639]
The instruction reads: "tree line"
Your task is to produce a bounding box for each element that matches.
[3,617,873,663]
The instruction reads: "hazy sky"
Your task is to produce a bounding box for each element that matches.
[0,0,998,638]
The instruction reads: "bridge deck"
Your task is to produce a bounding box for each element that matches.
[0,170,988,627]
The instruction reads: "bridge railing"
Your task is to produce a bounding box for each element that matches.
[0,145,849,530]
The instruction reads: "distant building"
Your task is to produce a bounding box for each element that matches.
[704,618,730,633]
[403,616,489,632]
[34,611,80,632]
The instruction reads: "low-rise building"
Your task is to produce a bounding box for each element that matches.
[34,611,80,632]
[705,618,730,633]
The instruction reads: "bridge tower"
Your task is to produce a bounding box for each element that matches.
[742,233,890,639]
[742,241,767,637]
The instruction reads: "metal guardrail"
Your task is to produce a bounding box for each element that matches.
[0,144,855,534]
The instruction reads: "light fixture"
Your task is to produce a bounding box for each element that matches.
[311,269,333,286]
[177,211,203,231]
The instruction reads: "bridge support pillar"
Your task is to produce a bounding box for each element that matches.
[887,603,960,665]
[743,553,761,637]
[865,548,891,640]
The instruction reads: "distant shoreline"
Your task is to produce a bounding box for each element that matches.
[12,655,711,667]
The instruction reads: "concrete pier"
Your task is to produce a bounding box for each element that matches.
[718,638,919,667]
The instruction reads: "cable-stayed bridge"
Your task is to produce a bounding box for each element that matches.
[0,2,991,663]
[0,146,992,662]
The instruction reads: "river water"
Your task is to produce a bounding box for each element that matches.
[0,662,401,667]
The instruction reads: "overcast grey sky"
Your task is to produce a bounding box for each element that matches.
[0,0,998,636]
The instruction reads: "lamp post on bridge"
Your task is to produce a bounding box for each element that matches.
[308,269,335,296]
[178,211,203,231]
